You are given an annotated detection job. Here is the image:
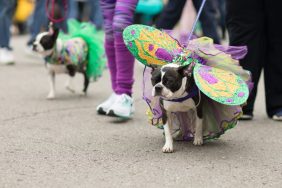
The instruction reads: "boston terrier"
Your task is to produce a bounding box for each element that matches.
[151,63,203,153]
[33,27,89,99]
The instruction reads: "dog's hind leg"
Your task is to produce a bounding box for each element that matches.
[65,65,76,93]
[47,71,56,99]
[82,71,89,95]
[162,112,174,153]
[65,76,76,93]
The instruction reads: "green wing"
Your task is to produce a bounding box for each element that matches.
[123,24,183,66]
[193,64,249,105]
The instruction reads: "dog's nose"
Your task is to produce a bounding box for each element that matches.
[155,85,163,93]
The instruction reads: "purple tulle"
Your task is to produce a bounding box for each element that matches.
[214,44,248,60]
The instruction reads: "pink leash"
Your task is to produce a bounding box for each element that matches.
[46,0,68,23]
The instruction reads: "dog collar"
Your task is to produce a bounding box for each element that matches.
[162,85,198,103]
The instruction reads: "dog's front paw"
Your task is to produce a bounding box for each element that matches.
[78,91,87,96]
[193,136,203,146]
[47,93,55,100]
[162,143,174,153]
[66,86,76,93]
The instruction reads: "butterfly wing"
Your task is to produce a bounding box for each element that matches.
[193,64,249,105]
[123,24,183,66]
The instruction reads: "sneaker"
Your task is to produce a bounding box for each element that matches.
[0,48,15,65]
[272,109,282,121]
[96,93,118,115]
[239,113,253,120]
[107,94,134,118]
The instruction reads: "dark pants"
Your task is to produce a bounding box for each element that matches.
[226,0,282,117]
[156,0,220,44]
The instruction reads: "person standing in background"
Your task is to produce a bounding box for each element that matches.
[156,0,220,44]
[68,0,103,29]
[96,0,138,118]
[226,0,282,121]
[0,0,17,65]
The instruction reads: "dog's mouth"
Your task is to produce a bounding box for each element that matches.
[152,86,174,98]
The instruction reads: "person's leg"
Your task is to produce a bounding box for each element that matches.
[218,0,226,39]
[178,0,196,43]
[113,0,138,95]
[89,0,103,30]
[0,0,17,48]
[193,0,220,44]
[155,0,187,29]
[0,0,16,64]
[28,0,48,46]
[264,0,282,117]
[100,0,117,92]
[226,0,265,117]
[68,0,78,19]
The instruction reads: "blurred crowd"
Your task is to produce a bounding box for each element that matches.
[0,0,226,65]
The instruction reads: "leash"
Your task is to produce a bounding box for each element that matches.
[46,0,68,23]
[184,0,207,105]
[187,0,207,43]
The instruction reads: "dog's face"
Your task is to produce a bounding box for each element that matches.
[33,28,59,57]
[151,64,192,99]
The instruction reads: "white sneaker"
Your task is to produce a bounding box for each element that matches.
[107,94,134,118]
[97,93,118,114]
[0,48,15,65]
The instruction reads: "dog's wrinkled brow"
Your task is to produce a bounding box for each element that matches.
[151,68,161,86]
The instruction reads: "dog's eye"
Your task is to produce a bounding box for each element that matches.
[164,78,173,85]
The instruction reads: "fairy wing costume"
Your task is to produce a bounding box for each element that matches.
[123,25,253,140]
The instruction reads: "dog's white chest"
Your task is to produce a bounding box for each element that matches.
[46,64,67,74]
[163,99,196,112]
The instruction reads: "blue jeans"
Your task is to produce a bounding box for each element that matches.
[89,0,103,29]
[28,0,48,45]
[0,0,16,48]
[68,0,103,29]
[68,0,78,19]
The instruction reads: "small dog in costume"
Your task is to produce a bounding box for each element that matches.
[33,20,105,99]
[123,25,253,153]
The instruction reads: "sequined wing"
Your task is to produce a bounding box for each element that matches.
[123,24,183,66]
[193,64,249,105]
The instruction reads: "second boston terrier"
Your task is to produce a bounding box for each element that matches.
[33,26,90,99]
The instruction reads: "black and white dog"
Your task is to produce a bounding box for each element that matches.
[151,63,203,153]
[33,27,90,99]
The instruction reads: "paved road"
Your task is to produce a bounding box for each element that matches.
[0,36,282,188]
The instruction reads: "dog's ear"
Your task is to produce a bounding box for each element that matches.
[51,28,59,41]
[48,22,59,41]
[150,65,160,73]
[178,64,191,77]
